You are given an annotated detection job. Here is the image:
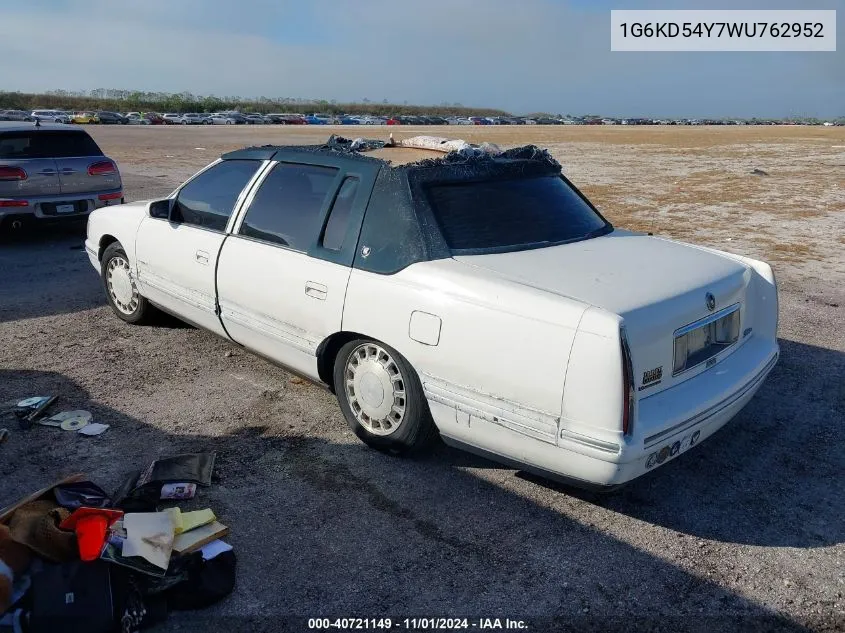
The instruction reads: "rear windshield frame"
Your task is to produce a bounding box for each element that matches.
[412,168,613,257]
[0,129,104,159]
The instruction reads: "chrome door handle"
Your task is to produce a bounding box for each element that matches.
[60,168,77,173]
[37,169,57,175]
[195,250,210,265]
[305,281,327,300]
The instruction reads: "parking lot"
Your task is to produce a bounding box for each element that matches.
[1,125,843,631]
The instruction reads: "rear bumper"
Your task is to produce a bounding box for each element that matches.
[435,335,778,488]
[0,189,123,219]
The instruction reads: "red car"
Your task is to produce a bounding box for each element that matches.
[386,117,401,125]
[144,113,167,125]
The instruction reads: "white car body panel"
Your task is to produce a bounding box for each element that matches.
[86,153,779,489]
[216,236,351,379]
[135,219,228,336]
[342,261,588,444]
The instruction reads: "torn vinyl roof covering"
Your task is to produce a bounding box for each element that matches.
[223,135,561,171]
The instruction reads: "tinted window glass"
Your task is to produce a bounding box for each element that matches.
[240,162,338,251]
[425,176,609,252]
[0,131,103,159]
[172,160,259,231]
[322,177,359,251]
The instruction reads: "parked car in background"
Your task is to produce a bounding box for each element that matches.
[386,117,401,125]
[177,113,207,125]
[145,113,167,125]
[224,112,247,125]
[304,115,328,125]
[30,110,68,123]
[265,113,306,125]
[357,115,386,125]
[84,135,779,489]
[339,116,360,125]
[162,113,183,125]
[0,122,122,228]
[245,114,266,125]
[71,112,100,124]
[469,117,490,125]
[208,113,238,125]
[0,110,37,123]
[95,111,128,125]
[124,112,150,125]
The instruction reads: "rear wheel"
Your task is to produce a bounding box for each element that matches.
[333,339,437,455]
[101,242,154,324]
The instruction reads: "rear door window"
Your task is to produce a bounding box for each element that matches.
[0,131,104,159]
[239,162,339,251]
[172,160,260,231]
[425,175,610,253]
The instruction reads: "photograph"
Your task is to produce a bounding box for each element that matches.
[0,1,842,632]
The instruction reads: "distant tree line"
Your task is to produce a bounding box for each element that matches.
[0,89,510,117]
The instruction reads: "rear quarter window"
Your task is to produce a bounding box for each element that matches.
[0,131,104,159]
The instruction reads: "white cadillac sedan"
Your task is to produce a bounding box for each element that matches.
[85,136,779,489]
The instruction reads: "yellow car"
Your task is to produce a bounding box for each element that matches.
[71,111,100,124]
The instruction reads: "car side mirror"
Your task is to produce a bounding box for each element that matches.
[149,198,173,220]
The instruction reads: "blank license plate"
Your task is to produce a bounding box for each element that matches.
[55,203,76,214]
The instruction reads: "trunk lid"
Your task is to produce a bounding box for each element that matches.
[454,230,751,395]
[56,156,120,194]
[0,158,61,198]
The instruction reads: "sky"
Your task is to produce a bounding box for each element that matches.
[0,0,842,118]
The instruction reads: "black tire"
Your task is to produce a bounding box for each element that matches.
[100,242,154,324]
[333,339,437,455]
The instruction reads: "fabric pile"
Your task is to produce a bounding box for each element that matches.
[0,453,234,633]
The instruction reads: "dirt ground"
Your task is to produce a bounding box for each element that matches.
[1,125,843,632]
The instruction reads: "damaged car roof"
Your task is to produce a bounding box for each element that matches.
[221,134,562,171]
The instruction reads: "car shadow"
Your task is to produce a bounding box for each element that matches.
[0,369,817,632]
[511,337,845,549]
[0,223,190,329]
[0,222,104,323]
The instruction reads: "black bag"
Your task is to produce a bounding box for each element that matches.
[164,550,237,610]
[114,453,216,512]
[54,481,112,509]
[29,560,114,633]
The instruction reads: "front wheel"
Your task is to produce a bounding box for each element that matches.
[101,243,155,324]
[333,339,437,455]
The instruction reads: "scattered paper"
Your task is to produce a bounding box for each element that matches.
[122,512,175,570]
[199,539,233,561]
[79,423,110,436]
[164,507,183,533]
[180,509,216,534]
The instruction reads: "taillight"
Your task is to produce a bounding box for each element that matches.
[620,327,635,435]
[98,192,123,201]
[0,166,28,181]
[88,161,116,176]
[0,200,29,207]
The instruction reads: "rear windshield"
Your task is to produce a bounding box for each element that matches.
[0,131,104,159]
[425,175,610,253]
